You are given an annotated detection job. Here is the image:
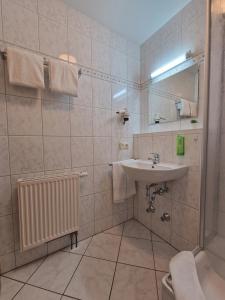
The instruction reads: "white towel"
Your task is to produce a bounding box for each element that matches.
[48,59,78,97]
[6,47,45,89]
[112,161,136,203]
[170,251,206,300]
[190,102,198,117]
[179,99,191,117]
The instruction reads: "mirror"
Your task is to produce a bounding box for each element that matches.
[149,59,200,125]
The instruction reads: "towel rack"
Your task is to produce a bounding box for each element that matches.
[0,50,82,78]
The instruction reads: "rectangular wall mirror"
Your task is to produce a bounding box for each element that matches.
[149,55,202,125]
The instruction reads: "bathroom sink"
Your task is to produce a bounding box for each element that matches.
[121,159,188,184]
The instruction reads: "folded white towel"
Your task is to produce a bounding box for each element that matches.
[6,47,45,89]
[179,99,191,117]
[48,59,78,97]
[112,161,136,203]
[170,251,206,300]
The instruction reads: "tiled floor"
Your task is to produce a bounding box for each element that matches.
[0,219,178,300]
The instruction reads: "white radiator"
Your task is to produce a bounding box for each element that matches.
[17,174,81,252]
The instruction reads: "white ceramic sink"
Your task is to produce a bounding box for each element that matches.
[121,159,188,184]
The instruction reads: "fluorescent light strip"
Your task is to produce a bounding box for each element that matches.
[150,54,187,79]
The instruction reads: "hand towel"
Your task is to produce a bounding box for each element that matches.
[126,174,136,199]
[112,162,127,203]
[190,102,198,117]
[6,47,45,89]
[112,160,136,203]
[48,59,78,97]
[170,251,206,300]
[179,99,191,117]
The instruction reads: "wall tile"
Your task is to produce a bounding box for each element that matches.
[92,78,111,109]
[78,221,94,241]
[39,16,67,59]
[0,215,14,256]
[91,21,111,46]
[42,101,70,136]
[0,136,10,176]
[68,8,92,38]
[72,166,94,196]
[7,96,42,136]
[94,164,112,193]
[111,83,127,113]
[0,252,15,274]
[70,104,93,137]
[15,244,47,267]
[93,108,112,137]
[111,49,127,79]
[110,32,127,53]
[0,176,12,217]
[71,137,93,167]
[94,137,111,165]
[127,88,140,114]
[92,41,111,74]
[38,0,67,25]
[2,0,39,51]
[94,216,113,234]
[172,200,199,245]
[9,136,43,174]
[153,134,173,162]
[70,75,92,107]
[0,94,7,136]
[127,58,140,83]
[80,195,94,226]
[43,137,71,171]
[94,191,112,220]
[68,28,92,67]
[13,0,38,12]
[127,40,140,60]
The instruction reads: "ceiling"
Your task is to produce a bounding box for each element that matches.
[65,0,191,44]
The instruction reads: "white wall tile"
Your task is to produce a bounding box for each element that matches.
[2,0,38,51]
[93,108,112,137]
[111,49,127,79]
[71,137,93,167]
[39,16,67,59]
[91,21,111,46]
[94,191,112,220]
[0,95,7,136]
[92,78,111,109]
[68,8,92,38]
[44,137,71,171]
[70,104,93,137]
[38,0,67,25]
[92,41,111,74]
[9,136,43,174]
[70,75,92,108]
[0,137,10,176]
[0,176,12,217]
[80,195,94,226]
[7,96,42,136]
[72,166,94,196]
[42,101,70,137]
[94,164,112,193]
[0,215,14,256]
[68,28,92,67]
[94,137,111,165]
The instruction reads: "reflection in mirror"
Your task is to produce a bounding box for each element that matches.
[149,55,202,125]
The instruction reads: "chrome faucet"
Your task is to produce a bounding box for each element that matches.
[148,153,160,164]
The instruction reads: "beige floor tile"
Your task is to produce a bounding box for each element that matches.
[104,224,124,236]
[14,285,61,300]
[5,259,44,283]
[118,237,154,269]
[85,233,121,261]
[28,251,81,294]
[123,220,151,240]
[110,263,158,300]
[151,233,165,243]
[153,242,177,272]
[0,276,23,300]
[64,237,92,255]
[65,256,116,300]
[156,271,167,300]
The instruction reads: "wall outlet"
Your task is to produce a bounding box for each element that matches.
[119,142,129,150]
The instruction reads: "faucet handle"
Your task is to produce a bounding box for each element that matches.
[150,152,160,158]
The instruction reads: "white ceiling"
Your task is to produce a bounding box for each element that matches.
[65,0,191,44]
